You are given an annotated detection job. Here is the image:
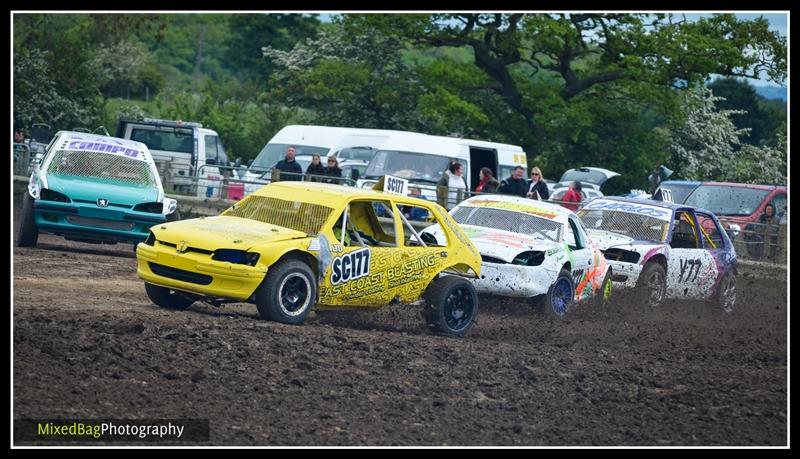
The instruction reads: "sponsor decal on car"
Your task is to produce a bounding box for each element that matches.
[463,198,560,220]
[67,141,144,160]
[583,199,671,221]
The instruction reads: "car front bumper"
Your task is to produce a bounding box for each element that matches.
[470,262,557,298]
[34,199,165,243]
[605,260,642,289]
[136,242,267,301]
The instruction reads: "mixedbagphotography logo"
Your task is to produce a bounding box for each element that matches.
[14,419,209,442]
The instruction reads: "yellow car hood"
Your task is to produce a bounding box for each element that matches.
[153,215,308,250]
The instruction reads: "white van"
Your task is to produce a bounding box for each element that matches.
[359,134,527,200]
[246,125,401,173]
[245,125,527,199]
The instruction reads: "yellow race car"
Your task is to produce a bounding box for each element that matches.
[135,181,482,336]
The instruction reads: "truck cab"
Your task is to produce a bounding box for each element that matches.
[116,118,229,197]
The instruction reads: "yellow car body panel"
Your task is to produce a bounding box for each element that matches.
[136,181,481,307]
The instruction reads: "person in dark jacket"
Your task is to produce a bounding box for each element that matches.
[274,146,303,181]
[321,156,343,184]
[475,167,500,194]
[498,166,528,197]
[526,166,550,200]
[305,154,326,181]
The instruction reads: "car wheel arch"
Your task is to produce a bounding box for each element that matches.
[276,250,318,278]
[645,254,668,273]
[443,262,479,276]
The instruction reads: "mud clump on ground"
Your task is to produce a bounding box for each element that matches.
[12,205,787,446]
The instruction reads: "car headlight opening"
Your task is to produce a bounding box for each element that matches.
[212,249,260,266]
[511,251,545,267]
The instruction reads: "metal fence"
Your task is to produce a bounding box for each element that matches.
[433,185,582,212]
[13,143,34,176]
[161,165,358,202]
[718,218,787,264]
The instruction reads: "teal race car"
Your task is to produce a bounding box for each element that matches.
[16,131,179,247]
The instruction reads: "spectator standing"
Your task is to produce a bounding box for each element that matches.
[403,187,429,221]
[306,154,325,181]
[526,167,550,200]
[274,146,303,181]
[759,203,779,261]
[14,129,25,143]
[436,161,467,209]
[475,167,499,193]
[498,166,528,197]
[561,181,583,212]
[321,156,343,184]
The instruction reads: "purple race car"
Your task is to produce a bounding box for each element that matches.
[577,197,737,313]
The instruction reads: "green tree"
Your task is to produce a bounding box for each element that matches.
[14,48,100,131]
[226,13,320,83]
[264,27,425,130]
[343,13,786,159]
[666,85,786,184]
[708,77,786,146]
[91,41,164,99]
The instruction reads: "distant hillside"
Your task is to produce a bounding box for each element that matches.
[754,85,787,101]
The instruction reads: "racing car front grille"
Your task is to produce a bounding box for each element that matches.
[157,240,213,255]
[149,262,213,285]
[73,199,132,209]
[65,216,136,231]
[602,249,641,264]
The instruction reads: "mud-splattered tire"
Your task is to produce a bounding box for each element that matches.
[636,262,667,309]
[423,276,478,336]
[544,269,574,319]
[17,193,39,247]
[712,271,736,314]
[593,270,613,313]
[255,259,316,324]
[145,282,195,310]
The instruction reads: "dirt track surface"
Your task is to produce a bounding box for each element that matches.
[13,212,787,446]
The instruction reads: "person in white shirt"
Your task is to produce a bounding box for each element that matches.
[436,161,467,210]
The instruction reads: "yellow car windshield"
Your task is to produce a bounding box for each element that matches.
[223,195,334,235]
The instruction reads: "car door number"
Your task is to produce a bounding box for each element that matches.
[678,258,702,282]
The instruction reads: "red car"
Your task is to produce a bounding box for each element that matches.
[654,181,787,230]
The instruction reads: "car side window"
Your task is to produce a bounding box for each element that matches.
[695,212,724,249]
[772,194,787,220]
[670,211,700,249]
[399,202,447,247]
[342,200,398,247]
[565,217,585,250]
[205,135,219,165]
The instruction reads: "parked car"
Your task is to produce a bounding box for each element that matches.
[17,132,179,248]
[135,180,483,336]
[652,181,787,227]
[551,167,620,197]
[420,195,613,318]
[550,187,604,203]
[577,197,738,313]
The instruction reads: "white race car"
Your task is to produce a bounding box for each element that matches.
[420,195,612,317]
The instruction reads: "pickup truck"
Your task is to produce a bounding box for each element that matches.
[116,118,229,198]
